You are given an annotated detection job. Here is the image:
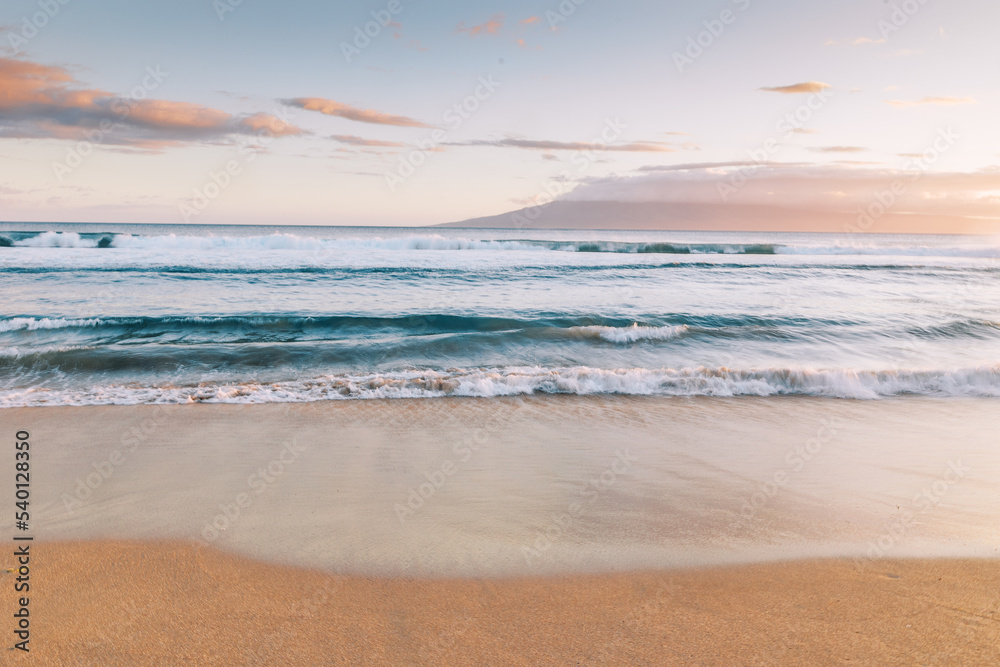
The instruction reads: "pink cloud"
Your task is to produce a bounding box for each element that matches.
[759,81,832,94]
[457,13,504,36]
[283,97,433,128]
[0,57,303,146]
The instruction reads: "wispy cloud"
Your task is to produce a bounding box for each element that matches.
[521,16,540,25]
[759,81,832,94]
[637,161,799,173]
[282,97,433,128]
[0,56,302,147]
[565,163,1000,219]
[457,13,504,36]
[885,96,976,108]
[807,146,867,153]
[448,137,677,152]
[331,134,405,148]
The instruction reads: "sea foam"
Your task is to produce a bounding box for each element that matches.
[3,365,999,407]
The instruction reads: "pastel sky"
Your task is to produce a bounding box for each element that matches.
[1,0,998,229]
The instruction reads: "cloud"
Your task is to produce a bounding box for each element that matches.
[0,57,302,148]
[521,16,540,25]
[807,146,867,153]
[759,81,832,94]
[561,162,1000,219]
[282,97,433,128]
[238,112,301,137]
[885,96,976,108]
[331,134,405,148]
[447,137,677,152]
[637,161,799,172]
[457,13,504,36]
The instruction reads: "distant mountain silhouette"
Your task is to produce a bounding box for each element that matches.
[437,200,995,234]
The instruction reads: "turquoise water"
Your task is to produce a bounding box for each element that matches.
[2,224,999,405]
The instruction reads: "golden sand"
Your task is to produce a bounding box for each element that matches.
[3,541,998,665]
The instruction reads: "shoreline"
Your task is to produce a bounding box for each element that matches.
[3,540,998,665]
[6,395,1000,576]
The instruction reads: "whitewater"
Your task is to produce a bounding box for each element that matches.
[2,223,998,407]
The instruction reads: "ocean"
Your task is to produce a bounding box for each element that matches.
[2,223,999,407]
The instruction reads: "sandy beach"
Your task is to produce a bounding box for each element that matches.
[1,541,997,665]
[7,397,1000,575]
[5,1,1000,661]
[3,396,999,662]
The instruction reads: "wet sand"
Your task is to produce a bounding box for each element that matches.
[2,396,999,663]
[6,397,1000,575]
[2,541,998,665]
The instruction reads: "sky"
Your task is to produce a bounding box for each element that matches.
[1,0,998,230]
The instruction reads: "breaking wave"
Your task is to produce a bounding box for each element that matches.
[3,365,999,406]
[3,231,997,257]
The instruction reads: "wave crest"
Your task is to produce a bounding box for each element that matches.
[570,324,689,343]
[4,365,999,406]
[4,230,996,258]
[0,317,104,333]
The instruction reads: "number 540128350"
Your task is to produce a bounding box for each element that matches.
[15,431,30,523]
